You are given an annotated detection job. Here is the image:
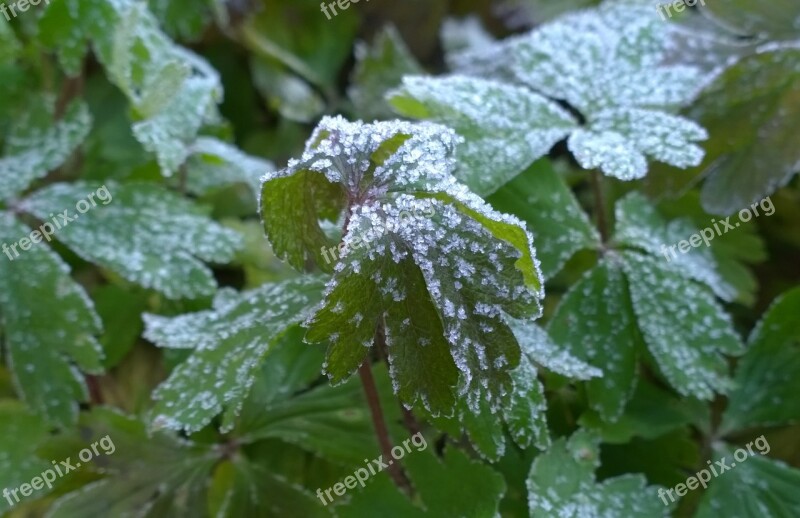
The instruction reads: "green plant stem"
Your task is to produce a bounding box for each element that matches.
[591,169,609,244]
[358,349,413,495]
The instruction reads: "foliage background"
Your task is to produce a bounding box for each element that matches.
[0,0,798,517]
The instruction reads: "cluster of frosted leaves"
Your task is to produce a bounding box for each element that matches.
[428,1,709,183]
[512,1,710,180]
[348,25,424,121]
[696,444,800,517]
[40,0,222,176]
[0,403,50,514]
[488,160,601,279]
[613,192,737,301]
[720,287,800,434]
[263,116,544,415]
[389,75,577,196]
[21,182,241,299]
[527,429,669,518]
[184,137,274,196]
[47,408,219,518]
[143,276,326,433]
[0,212,103,427]
[0,99,91,201]
[549,249,743,421]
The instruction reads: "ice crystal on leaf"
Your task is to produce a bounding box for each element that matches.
[394,1,710,191]
[262,116,545,415]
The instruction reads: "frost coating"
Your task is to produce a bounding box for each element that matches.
[0,212,103,428]
[0,100,91,200]
[21,182,242,299]
[265,116,545,415]
[411,1,711,183]
[144,276,326,433]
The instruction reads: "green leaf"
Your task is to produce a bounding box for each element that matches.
[251,58,326,123]
[613,192,736,302]
[148,0,217,41]
[209,458,332,518]
[694,49,800,214]
[389,75,576,195]
[0,212,103,427]
[722,287,800,433]
[143,277,325,433]
[0,99,91,200]
[260,170,343,273]
[702,0,800,39]
[696,444,800,517]
[40,0,223,176]
[338,447,506,518]
[229,328,399,466]
[21,182,242,299]
[548,259,642,420]
[527,429,669,517]
[47,409,218,518]
[185,136,274,196]
[0,401,50,514]
[349,25,423,120]
[580,381,701,444]
[488,160,600,279]
[622,251,744,400]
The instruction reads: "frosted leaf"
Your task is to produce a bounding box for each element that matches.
[265,117,544,415]
[427,1,710,181]
[0,212,103,427]
[721,287,800,433]
[0,100,91,200]
[185,137,274,196]
[389,75,577,195]
[512,3,703,112]
[504,355,550,450]
[613,192,736,302]
[489,161,600,279]
[39,0,222,176]
[622,251,743,400]
[509,320,602,380]
[527,430,671,518]
[440,16,513,78]
[348,25,423,121]
[548,259,642,420]
[46,409,219,517]
[21,182,242,299]
[0,403,50,514]
[570,108,708,179]
[696,445,800,518]
[568,129,648,181]
[143,276,326,433]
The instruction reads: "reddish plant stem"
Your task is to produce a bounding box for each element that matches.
[358,356,413,494]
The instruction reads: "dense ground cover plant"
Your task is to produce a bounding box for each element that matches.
[0,0,798,516]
